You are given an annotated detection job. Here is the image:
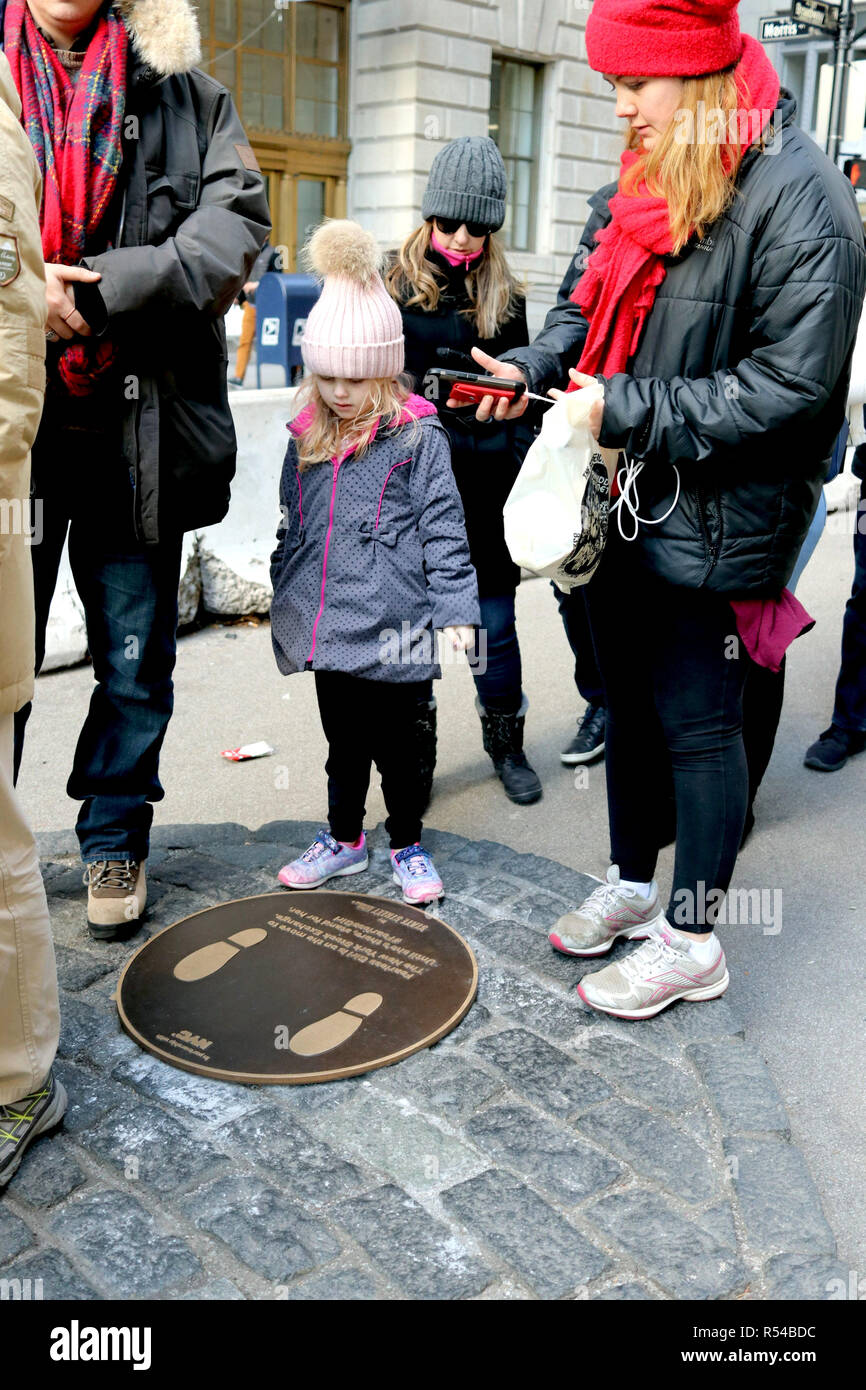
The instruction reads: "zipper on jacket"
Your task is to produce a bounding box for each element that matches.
[307,458,342,664]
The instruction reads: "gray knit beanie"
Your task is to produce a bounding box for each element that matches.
[421,136,507,232]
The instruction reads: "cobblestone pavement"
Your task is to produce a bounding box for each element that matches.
[0,822,846,1301]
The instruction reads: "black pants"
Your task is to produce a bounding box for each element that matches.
[585,533,750,931]
[314,671,432,849]
[552,583,605,707]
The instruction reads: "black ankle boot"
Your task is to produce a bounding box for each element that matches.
[477,698,542,805]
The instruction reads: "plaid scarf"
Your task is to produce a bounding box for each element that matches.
[5,0,127,396]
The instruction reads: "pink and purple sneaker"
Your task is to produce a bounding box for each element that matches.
[278,830,368,889]
[390,844,443,905]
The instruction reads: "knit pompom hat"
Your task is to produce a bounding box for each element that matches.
[421,136,507,232]
[585,0,743,77]
[301,220,404,379]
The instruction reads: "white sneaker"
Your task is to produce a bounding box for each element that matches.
[577,921,729,1019]
[549,864,662,956]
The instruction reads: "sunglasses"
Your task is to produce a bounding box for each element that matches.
[434,217,491,238]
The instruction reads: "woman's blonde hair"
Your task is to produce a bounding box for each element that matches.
[623,69,760,254]
[293,373,418,471]
[385,220,525,340]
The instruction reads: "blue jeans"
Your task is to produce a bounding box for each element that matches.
[14,426,182,863]
[471,592,523,713]
[832,481,866,733]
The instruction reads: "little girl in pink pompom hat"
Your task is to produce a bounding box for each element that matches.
[269,220,480,906]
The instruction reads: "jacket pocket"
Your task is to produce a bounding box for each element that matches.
[145,171,200,244]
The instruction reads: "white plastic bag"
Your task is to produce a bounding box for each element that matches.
[503,385,619,592]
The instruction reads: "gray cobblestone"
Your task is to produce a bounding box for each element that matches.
[110,1051,261,1125]
[32,822,828,1302]
[57,996,125,1064]
[53,945,116,993]
[588,1191,747,1299]
[334,1183,493,1299]
[472,1028,612,1116]
[688,1040,790,1136]
[0,1248,99,1299]
[313,1091,484,1192]
[724,1136,836,1256]
[50,1190,201,1295]
[664,994,745,1040]
[285,1267,381,1300]
[472,919,591,988]
[181,1176,340,1281]
[762,1252,852,1300]
[576,1033,702,1113]
[217,1106,367,1205]
[6,1138,86,1208]
[590,1281,659,1300]
[178,1278,246,1299]
[442,1168,611,1297]
[0,1207,34,1264]
[576,1100,719,1202]
[84,1102,232,1190]
[466,1104,622,1202]
[431,1001,492,1049]
[373,1051,503,1121]
[149,822,251,850]
[477,966,590,1040]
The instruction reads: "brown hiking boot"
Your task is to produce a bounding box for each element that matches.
[84,859,147,939]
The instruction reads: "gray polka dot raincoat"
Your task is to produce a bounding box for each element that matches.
[270,395,480,682]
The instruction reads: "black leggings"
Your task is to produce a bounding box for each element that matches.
[585,534,750,931]
[314,671,432,850]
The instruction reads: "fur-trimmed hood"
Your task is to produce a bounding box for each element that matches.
[0,0,201,77]
[116,0,201,77]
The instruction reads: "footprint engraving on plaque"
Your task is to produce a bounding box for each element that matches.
[288,993,384,1056]
[173,927,269,982]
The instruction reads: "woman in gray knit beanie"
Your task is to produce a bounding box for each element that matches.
[385,136,545,808]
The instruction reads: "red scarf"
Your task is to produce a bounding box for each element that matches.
[571,35,781,381]
[5,0,127,396]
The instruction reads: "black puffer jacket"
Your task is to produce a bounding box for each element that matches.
[393,247,530,595]
[501,93,866,596]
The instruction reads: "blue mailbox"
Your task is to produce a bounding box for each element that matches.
[255,272,321,387]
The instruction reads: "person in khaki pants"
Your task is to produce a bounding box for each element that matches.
[0,49,65,1186]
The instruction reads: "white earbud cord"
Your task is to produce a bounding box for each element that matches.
[611,454,681,541]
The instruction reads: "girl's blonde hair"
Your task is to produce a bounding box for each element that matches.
[385,220,525,340]
[293,373,418,470]
[623,69,758,254]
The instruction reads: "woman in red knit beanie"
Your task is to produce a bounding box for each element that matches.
[470,0,866,1018]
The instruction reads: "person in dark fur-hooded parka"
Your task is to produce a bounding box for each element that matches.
[1,0,270,937]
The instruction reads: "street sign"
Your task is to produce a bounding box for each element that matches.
[760,15,812,39]
[791,1,841,33]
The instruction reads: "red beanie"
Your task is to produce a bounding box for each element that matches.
[585,0,743,77]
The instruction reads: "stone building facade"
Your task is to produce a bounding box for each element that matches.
[346,0,620,329]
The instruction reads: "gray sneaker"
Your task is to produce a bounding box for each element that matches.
[549,864,663,957]
[0,1071,68,1188]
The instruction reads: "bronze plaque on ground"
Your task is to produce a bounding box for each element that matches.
[116,892,478,1084]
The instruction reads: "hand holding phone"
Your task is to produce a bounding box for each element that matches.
[426,368,526,407]
[460,347,530,422]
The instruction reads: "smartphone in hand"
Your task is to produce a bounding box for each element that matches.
[424,367,527,407]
